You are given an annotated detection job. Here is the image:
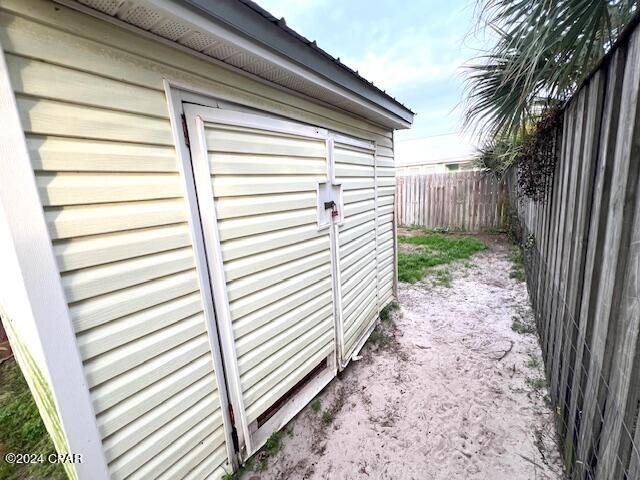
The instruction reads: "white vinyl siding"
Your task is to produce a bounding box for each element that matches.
[30,150,230,480]
[17,92,231,480]
[201,122,335,425]
[21,97,231,478]
[376,146,396,308]
[335,142,378,361]
[1,0,397,477]
[2,2,233,478]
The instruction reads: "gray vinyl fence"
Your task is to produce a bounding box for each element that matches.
[395,171,509,231]
[512,21,640,479]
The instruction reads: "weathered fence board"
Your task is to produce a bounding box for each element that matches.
[594,31,640,479]
[396,171,508,231]
[510,25,640,480]
[564,70,606,466]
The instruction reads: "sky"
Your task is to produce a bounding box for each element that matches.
[257,0,488,165]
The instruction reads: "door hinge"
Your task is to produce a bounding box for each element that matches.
[181,114,190,147]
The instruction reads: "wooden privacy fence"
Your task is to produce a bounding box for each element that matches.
[395,171,509,231]
[513,22,640,480]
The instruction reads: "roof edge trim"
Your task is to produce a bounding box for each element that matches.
[179,0,415,123]
[148,0,414,128]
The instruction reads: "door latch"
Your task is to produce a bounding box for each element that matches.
[324,201,339,218]
[317,181,343,227]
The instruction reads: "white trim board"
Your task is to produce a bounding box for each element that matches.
[163,80,239,469]
[250,353,335,449]
[183,106,253,457]
[189,105,329,139]
[164,79,381,149]
[0,42,110,479]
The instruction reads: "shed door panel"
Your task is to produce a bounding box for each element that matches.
[184,105,337,457]
[335,140,378,364]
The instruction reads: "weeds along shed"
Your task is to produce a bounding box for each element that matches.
[0,0,414,477]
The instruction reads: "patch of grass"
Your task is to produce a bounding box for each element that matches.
[432,269,451,288]
[222,470,237,480]
[223,458,256,480]
[264,430,283,456]
[512,316,536,335]
[509,248,525,282]
[398,232,486,283]
[0,359,65,480]
[369,303,402,353]
[257,457,269,472]
[244,430,285,474]
[510,269,525,282]
[526,354,542,370]
[317,386,346,429]
[379,301,399,322]
[526,376,547,392]
[367,328,392,348]
[310,398,321,412]
[321,410,334,425]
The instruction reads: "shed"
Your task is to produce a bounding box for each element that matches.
[0,0,414,478]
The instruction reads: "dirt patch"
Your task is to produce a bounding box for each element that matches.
[247,235,563,480]
[399,242,424,253]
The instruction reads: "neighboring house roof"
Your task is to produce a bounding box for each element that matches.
[62,0,415,129]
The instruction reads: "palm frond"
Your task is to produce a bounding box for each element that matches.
[464,0,638,137]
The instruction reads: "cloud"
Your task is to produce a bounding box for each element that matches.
[395,133,479,165]
[256,0,484,154]
[344,50,465,91]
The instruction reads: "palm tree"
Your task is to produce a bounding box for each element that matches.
[464,0,638,139]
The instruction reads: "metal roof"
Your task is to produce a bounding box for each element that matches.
[64,0,415,129]
[235,0,415,115]
[177,0,416,126]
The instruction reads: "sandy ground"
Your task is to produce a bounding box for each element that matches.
[248,234,564,480]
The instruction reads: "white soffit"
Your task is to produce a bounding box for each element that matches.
[60,0,414,129]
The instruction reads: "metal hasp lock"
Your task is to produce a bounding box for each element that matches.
[316,181,343,227]
[324,200,339,218]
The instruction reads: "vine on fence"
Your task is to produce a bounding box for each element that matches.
[517,108,563,202]
[475,107,563,203]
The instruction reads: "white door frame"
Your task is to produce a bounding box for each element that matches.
[182,107,251,456]
[326,135,344,367]
[182,102,339,457]
[164,83,239,469]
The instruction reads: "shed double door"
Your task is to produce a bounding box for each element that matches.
[182,103,377,459]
